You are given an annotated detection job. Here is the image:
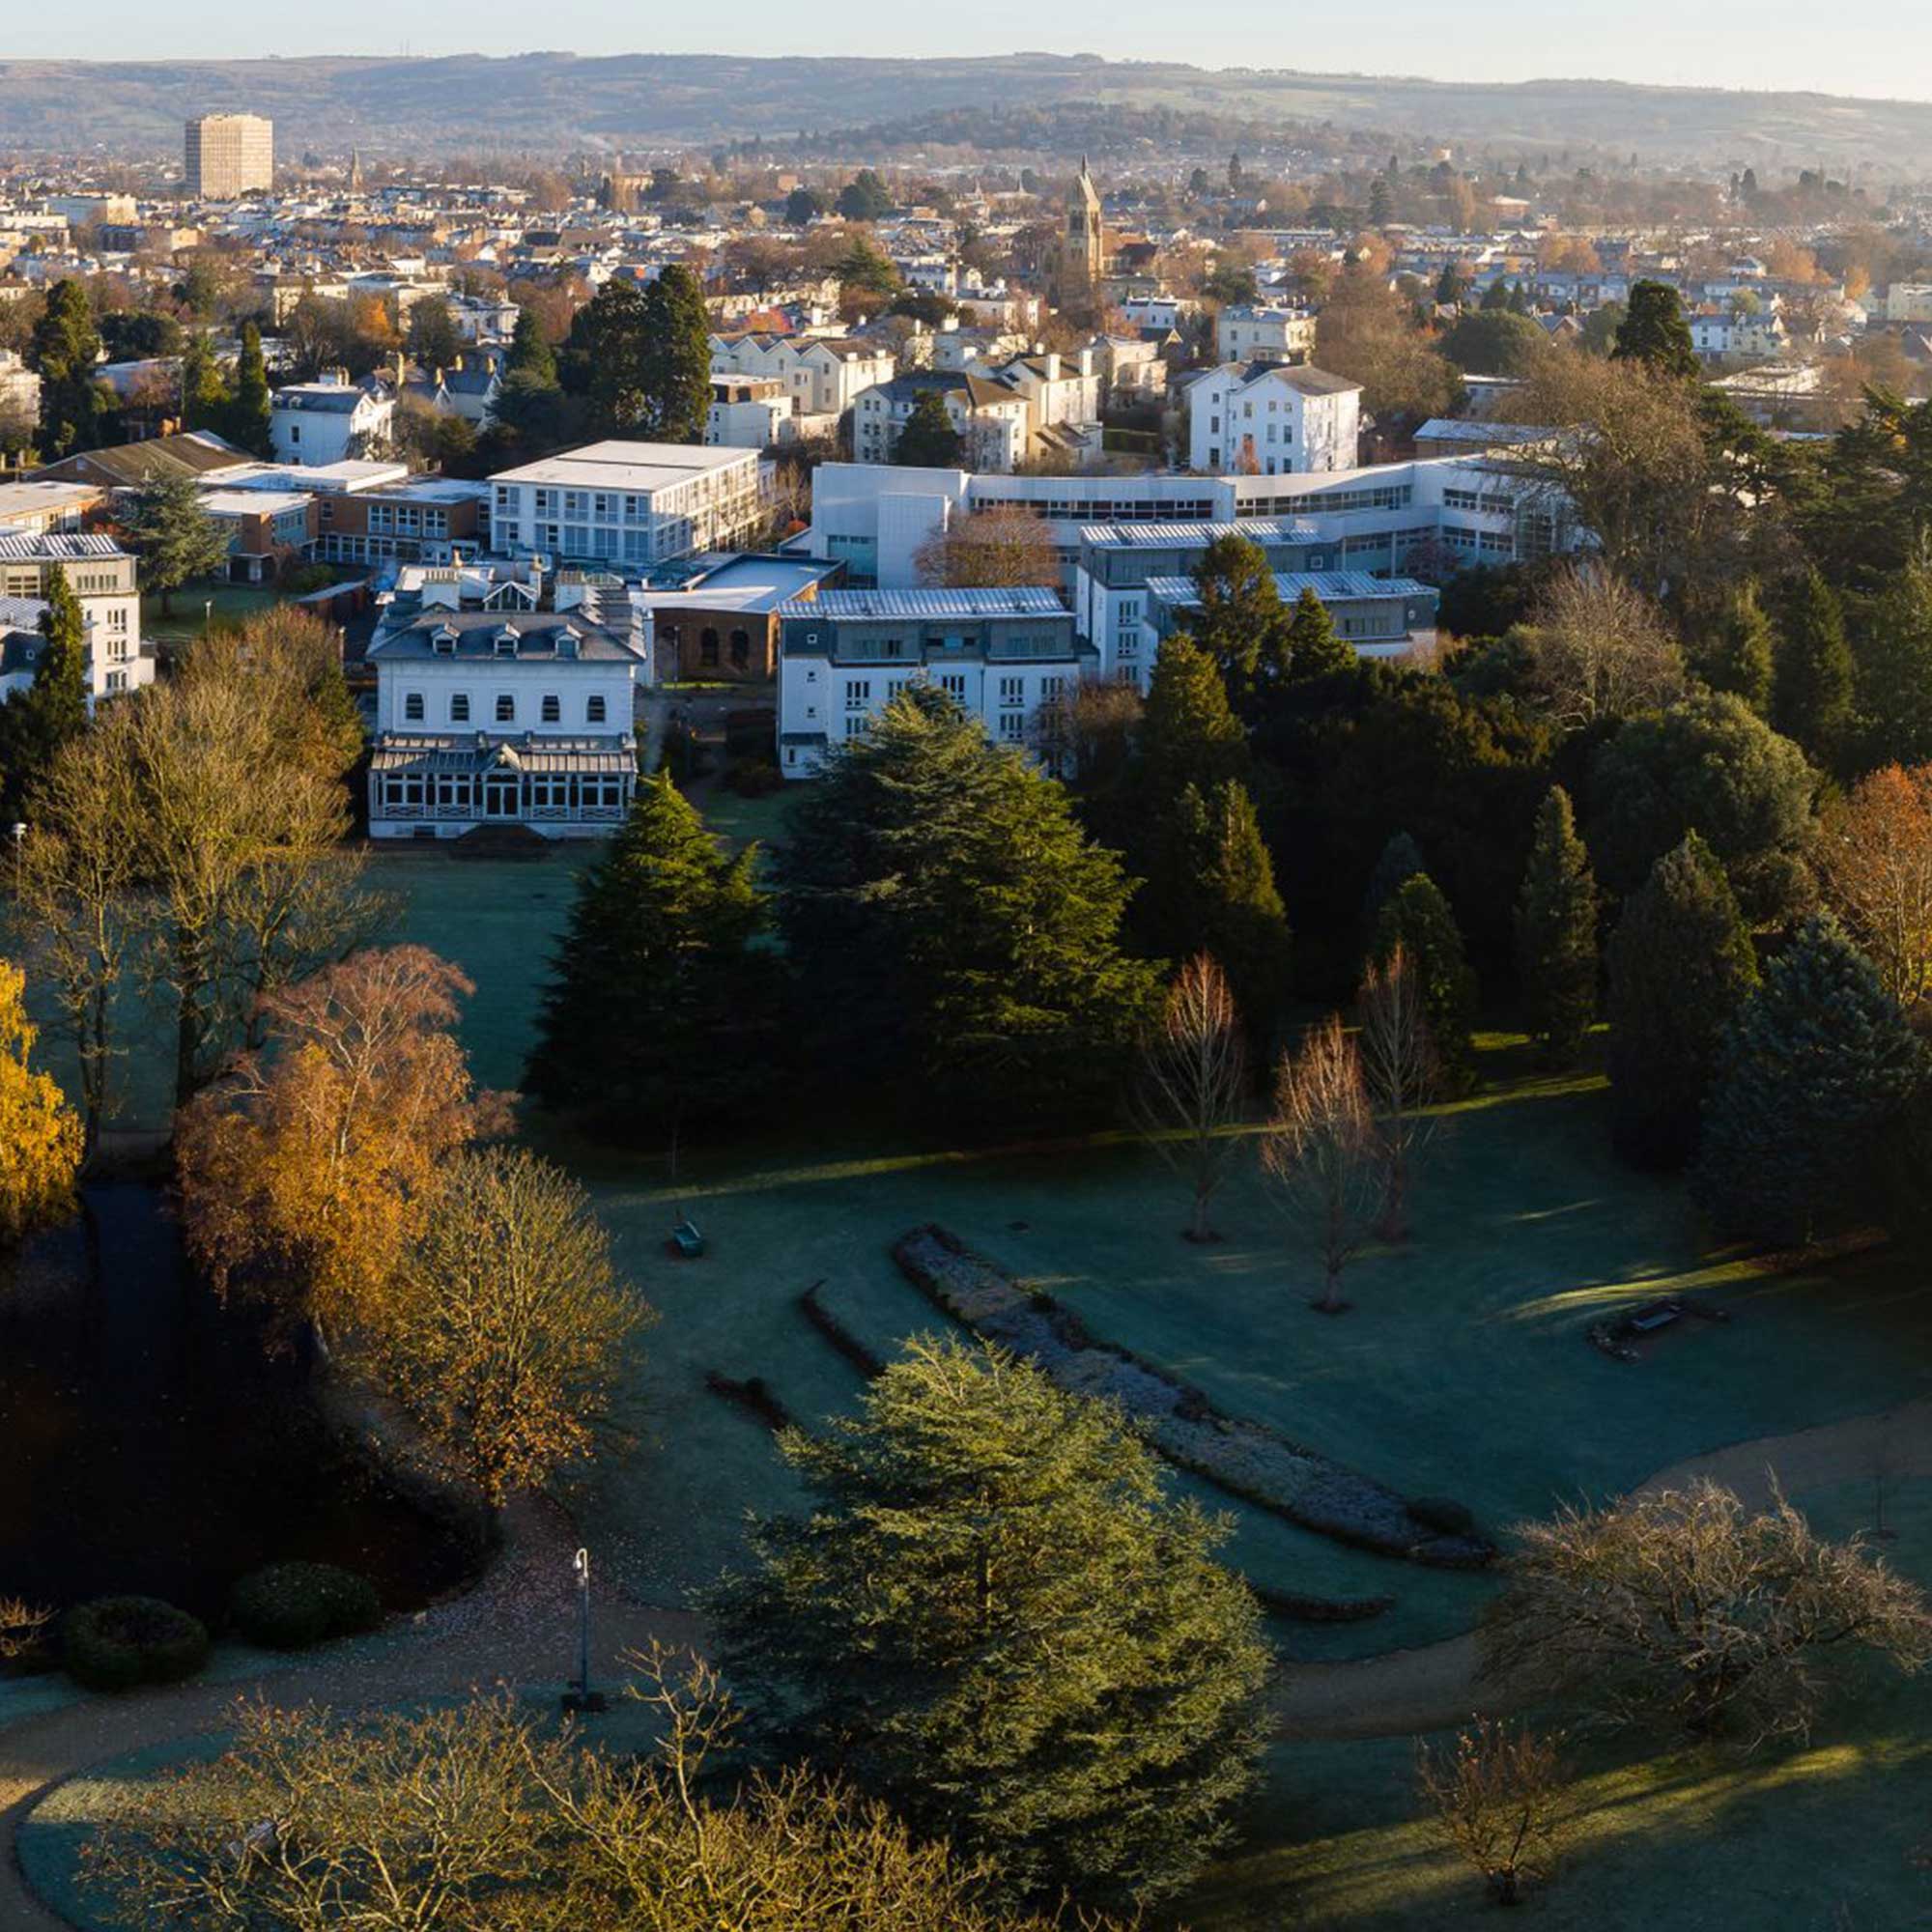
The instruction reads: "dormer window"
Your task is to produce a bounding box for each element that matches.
[555,627,580,660]
[432,626,458,655]
[494,626,519,657]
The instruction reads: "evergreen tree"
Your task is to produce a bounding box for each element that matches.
[178,329,230,434]
[225,322,273,458]
[1368,176,1393,227]
[1772,569,1854,769]
[123,471,230,617]
[526,773,778,1137]
[639,264,712,443]
[559,282,652,432]
[1611,279,1699,380]
[1374,871,1478,1094]
[1695,582,1775,714]
[504,305,557,387]
[1361,830,1427,940]
[780,687,1162,1124]
[27,277,103,458]
[1605,833,1758,1170]
[1695,915,1923,1241]
[1136,633,1247,807]
[1186,534,1292,714]
[1514,785,1598,1066]
[1850,564,1932,774]
[1285,584,1354,678]
[0,564,89,826]
[708,1334,1272,1911]
[1144,780,1293,1050]
[1435,261,1467,307]
[404,294,461,372]
[895,387,962,467]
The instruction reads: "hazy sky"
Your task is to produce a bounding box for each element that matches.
[9,1,1931,102]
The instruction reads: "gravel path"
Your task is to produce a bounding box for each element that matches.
[0,1493,697,1931]
[1273,1394,1932,1741]
[9,1399,1932,1926]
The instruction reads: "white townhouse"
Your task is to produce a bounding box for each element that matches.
[1214,304,1318,366]
[775,586,1094,781]
[1185,362,1362,475]
[0,531,151,706]
[270,374,396,466]
[851,374,1031,472]
[707,332,895,421]
[366,566,643,840]
[489,441,765,568]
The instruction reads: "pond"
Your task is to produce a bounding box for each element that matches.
[0,1183,484,1626]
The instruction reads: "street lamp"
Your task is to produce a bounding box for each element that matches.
[560,1547,606,1714]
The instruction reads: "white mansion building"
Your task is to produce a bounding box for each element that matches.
[366,563,643,839]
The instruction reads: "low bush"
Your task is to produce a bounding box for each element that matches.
[725,756,783,798]
[1406,1496,1478,1538]
[229,1562,383,1651]
[64,1596,210,1691]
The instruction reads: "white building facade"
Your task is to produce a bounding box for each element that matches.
[1185,362,1362,475]
[270,376,395,465]
[0,531,151,705]
[776,587,1094,780]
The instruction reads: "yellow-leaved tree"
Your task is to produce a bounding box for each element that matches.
[0,957,82,1245]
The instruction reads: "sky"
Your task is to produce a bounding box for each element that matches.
[8,0,1932,103]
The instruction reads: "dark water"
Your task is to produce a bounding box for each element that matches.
[0,1184,482,1625]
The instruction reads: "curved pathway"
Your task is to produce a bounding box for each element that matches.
[1273,1394,1932,1741]
[8,1398,1932,1926]
[0,1494,697,1931]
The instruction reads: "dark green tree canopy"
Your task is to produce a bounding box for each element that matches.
[1611,280,1699,381]
[1605,831,1759,1170]
[1374,869,1478,1094]
[895,388,962,468]
[1696,914,1923,1242]
[28,278,104,458]
[707,1334,1273,1910]
[1515,784,1599,1067]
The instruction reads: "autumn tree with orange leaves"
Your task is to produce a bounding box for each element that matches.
[0,957,82,1247]
[1815,763,1932,1010]
[176,946,502,1342]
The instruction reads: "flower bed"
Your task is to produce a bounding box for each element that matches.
[893,1225,1492,1568]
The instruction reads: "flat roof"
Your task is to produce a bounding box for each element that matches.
[490,440,759,492]
[0,480,100,514]
[778,587,1067,621]
[1078,517,1324,548]
[200,489,313,516]
[1145,571,1436,606]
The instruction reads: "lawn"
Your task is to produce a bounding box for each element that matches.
[14,830,1932,1928]
[141,581,287,648]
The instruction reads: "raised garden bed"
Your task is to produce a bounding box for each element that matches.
[893,1225,1492,1569]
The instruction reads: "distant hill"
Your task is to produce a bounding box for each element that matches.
[2,53,1927,170]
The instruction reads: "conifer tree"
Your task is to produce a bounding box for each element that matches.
[708,1335,1272,1911]
[178,329,230,435]
[1362,830,1427,939]
[226,322,273,458]
[1515,785,1599,1066]
[639,264,713,443]
[1605,832,1758,1170]
[27,278,103,458]
[1849,564,1932,773]
[1611,280,1699,380]
[505,305,557,386]
[895,387,961,467]
[1186,534,1292,713]
[1695,915,1923,1241]
[1772,569,1854,769]
[123,471,230,617]
[1148,780,1293,1050]
[1374,871,1478,1094]
[1696,582,1775,715]
[781,687,1161,1124]
[526,772,777,1136]
[1137,633,1247,807]
[0,564,90,825]
[1286,584,1355,678]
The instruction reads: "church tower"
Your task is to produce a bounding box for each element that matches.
[1056,157,1104,318]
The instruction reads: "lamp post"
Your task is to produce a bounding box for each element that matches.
[560,1547,606,1714]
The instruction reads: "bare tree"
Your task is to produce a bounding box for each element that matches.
[1261,1014,1385,1314]
[0,1597,52,1664]
[1135,954,1247,1243]
[1515,563,1685,732]
[1357,943,1436,1242]
[14,714,144,1156]
[1415,1719,1572,1907]
[913,505,1060,588]
[1035,678,1142,792]
[1482,1480,1932,1747]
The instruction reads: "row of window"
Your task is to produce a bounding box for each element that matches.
[379,774,628,812]
[400,691,611,726]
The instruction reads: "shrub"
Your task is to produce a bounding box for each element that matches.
[229,1562,382,1651]
[64,1596,211,1691]
[725,755,783,798]
[1406,1496,1477,1538]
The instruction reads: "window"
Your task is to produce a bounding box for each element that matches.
[404,692,425,722]
[700,628,720,667]
[998,713,1026,742]
[845,680,870,711]
[495,694,515,724]
[729,628,751,669]
[843,714,867,738]
[586,695,608,724]
[289,423,300,445]
[451,693,470,723]
[940,672,967,698]
[999,676,1024,704]
[541,694,560,724]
